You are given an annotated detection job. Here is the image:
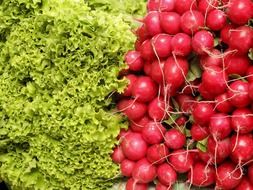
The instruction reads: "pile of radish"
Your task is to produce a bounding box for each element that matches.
[111,0,253,189]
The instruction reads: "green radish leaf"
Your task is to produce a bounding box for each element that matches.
[164,114,180,126]
[185,129,192,137]
[186,56,202,81]
[196,137,208,152]
[214,37,220,47]
[173,182,188,190]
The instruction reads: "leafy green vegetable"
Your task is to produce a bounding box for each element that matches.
[0,0,144,189]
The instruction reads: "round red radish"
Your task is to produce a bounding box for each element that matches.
[180,10,204,35]
[169,149,194,173]
[148,96,168,121]
[159,0,176,12]
[188,162,215,187]
[132,76,158,103]
[124,51,144,71]
[206,9,226,31]
[191,123,209,141]
[157,163,177,186]
[122,74,138,97]
[175,94,194,113]
[200,49,222,69]
[117,128,132,140]
[175,116,188,126]
[209,113,231,140]
[216,162,242,189]
[198,83,216,100]
[126,178,148,190]
[160,12,181,35]
[164,56,189,90]
[144,11,162,36]
[248,164,253,184]
[142,122,166,144]
[140,39,155,61]
[111,146,125,164]
[192,30,214,55]
[147,0,160,11]
[135,25,149,43]
[227,0,253,25]
[229,26,253,55]
[147,143,169,165]
[224,51,251,76]
[202,66,228,96]
[174,0,198,14]
[120,159,135,177]
[227,80,250,108]
[230,134,253,163]
[164,128,186,150]
[207,137,231,163]
[144,61,152,75]
[121,132,148,161]
[152,34,172,58]
[198,0,219,14]
[235,177,253,190]
[132,158,157,183]
[192,102,215,125]
[171,33,192,56]
[246,66,253,83]
[130,116,151,132]
[155,182,172,190]
[231,108,253,134]
[150,60,165,83]
[249,82,253,100]
[215,93,234,113]
[220,24,234,44]
[117,99,147,121]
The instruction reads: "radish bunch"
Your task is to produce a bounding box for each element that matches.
[112,0,253,189]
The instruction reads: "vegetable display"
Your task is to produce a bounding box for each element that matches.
[0,0,146,189]
[112,0,253,189]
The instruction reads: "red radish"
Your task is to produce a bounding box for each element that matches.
[188,162,215,187]
[164,128,186,150]
[169,149,194,173]
[122,74,138,97]
[135,25,149,43]
[132,76,158,103]
[192,30,214,55]
[198,150,222,164]
[159,0,176,12]
[144,11,162,36]
[227,0,253,25]
[220,24,234,44]
[140,39,155,61]
[121,132,148,161]
[202,66,228,96]
[249,82,253,100]
[164,56,189,90]
[120,159,135,177]
[148,97,168,121]
[192,102,215,125]
[231,108,253,134]
[175,94,195,113]
[216,162,242,189]
[248,164,253,184]
[224,52,251,76]
[150,60,165,83]
[227,80,250,108]
[180,79,200,95]
[130,116,151,132]
[180,10,204,35]
[132,158,157,183]
[117,128,131,140]
[117,99,147,120]
[200,49,222,69]
[174,0,198,15]
[198,0,219,14]
[190,123,209,141]
[146,143,169,165]
[111,146,125,164]
[175,116,188,126]
[246,66,253,83]
[235,177,253,190]
[207,137,231,163]
[215,93,234,114]
[147,0,160,11]
[230,134,253,163]
[124,51,144,71]
[144,61,152,75]
[229,26,253,55]
[206,9,226,31]
[126,178,148,190]
[157,163,177,186]
[209,113,231,140]
[198,83,216,100]
[142,121,166,144]
[171,33,192,56]
[160,12,181,35]
[155,182,171,190]
[152,34,172,58]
